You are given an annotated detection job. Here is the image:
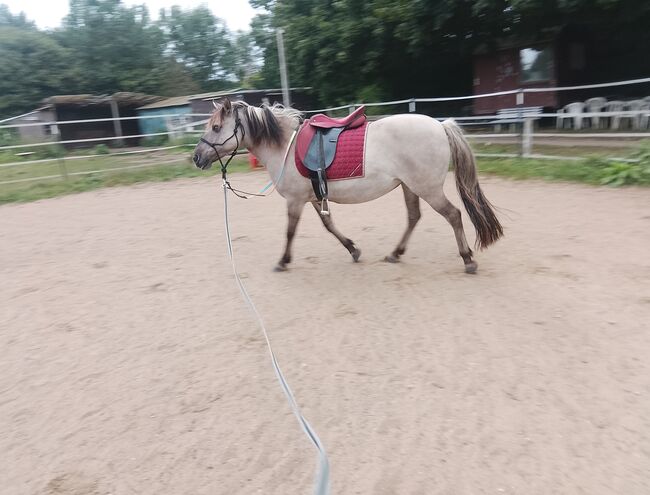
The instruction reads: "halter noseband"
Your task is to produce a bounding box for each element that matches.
[199,107,246,175]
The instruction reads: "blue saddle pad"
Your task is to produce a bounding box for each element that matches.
[303,127,345,172]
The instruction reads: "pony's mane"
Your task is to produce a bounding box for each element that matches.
[209,100,302,147]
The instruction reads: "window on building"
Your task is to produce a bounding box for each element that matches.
[520,47,552,83]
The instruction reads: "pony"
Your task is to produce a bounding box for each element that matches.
[193,99,503,273]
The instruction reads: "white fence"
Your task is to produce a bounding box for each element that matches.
[1,76,650,187]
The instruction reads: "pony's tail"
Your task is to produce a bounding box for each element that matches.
[442,119,503,250]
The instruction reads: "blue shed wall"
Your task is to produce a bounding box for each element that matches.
[137,105,190,136]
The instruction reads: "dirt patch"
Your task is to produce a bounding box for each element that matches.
[1,173,649,494]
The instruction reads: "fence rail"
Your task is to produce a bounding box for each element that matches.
[2,76,649,188]
[304,76,650,113]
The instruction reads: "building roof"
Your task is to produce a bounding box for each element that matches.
[43,92,162,107]
[189,87,313,101]
[137,96,192,110]
[188,88,244,101]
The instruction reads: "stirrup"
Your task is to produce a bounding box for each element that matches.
[320,198,330,216]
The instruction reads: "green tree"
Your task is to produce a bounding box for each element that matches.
[249,6,280,88]
[158,5,235,90]
[222,31,259,85]
[57,0,168,94]
[0,27,75,117]
[0,4,35,28]
[252,0,650,106]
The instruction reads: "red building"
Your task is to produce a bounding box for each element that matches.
[473,40,560,114]
[472,25,650,115]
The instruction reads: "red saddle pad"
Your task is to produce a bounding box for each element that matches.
[295,121,369,180]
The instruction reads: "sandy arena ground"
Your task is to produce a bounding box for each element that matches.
[1,172,649,495]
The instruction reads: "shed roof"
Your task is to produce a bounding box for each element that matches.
[43,92,162,107]
[189,87,312,101]
[137,96,191,110]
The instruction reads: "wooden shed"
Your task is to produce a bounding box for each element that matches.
[43,93,162,147]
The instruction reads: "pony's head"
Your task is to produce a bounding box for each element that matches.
[193,99,299,170]
[192,98,242,170]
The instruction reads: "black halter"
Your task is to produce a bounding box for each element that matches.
[200,108,255,198]
[200,108,245,172]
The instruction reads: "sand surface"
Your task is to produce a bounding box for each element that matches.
[1,173,649,495]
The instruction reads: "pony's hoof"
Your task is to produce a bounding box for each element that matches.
[464,261,478,274]
[273,264,288,272]
[384,254,400,263]
[352,248,361,262]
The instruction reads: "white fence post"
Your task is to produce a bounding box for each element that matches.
[522,118,533,157]
[408,99,416,113]
[517,89,525,156]
[109,97,124,147]
[51,123,68,180]
[164,116,173,142]
[348,105,356,115]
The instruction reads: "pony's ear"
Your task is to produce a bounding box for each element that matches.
[220,97,232,114]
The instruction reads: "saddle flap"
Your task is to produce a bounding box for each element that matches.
[295,121,316,165]
[303,128,344,172]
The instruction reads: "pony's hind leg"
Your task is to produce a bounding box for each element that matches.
[423,190,477,274]
[311,202,361,262]
[275,200,305,272]
[385,184,421,263]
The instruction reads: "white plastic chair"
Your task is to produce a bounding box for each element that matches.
[625,100,648,130]
[584,97,607,129]
[557,102,585,129]
[604,101,624,130]
[633,100,650,129]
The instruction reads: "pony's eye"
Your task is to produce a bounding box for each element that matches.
[212,125,221,132]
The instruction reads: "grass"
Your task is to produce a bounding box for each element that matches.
[477,154,650,186]
[1,141,648,205]
[477,157,609,184]
[471,141,640,157]
[0,151,249,204]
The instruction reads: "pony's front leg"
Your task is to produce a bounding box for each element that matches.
[311,202,361,262]
[274,200,305,272]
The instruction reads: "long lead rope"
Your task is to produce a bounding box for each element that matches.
[222,179,330,495]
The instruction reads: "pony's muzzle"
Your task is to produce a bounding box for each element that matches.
[192,152,212,170]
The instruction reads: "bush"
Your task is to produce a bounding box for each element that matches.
[599,143,650,187]
[35,144,65,159]
[93,144,110,155]
[0,129,20,147]
[141,135,169,147]
[170,134,200,146]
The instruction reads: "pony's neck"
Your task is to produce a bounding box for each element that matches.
[244,111,297,182]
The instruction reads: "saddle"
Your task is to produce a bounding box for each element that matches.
[296,106,367,214]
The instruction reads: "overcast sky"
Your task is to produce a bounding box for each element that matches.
[2,0,258,31]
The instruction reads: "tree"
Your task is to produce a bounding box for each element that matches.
[57,0,167,94]
[0,4,35,28]
[248,8,280,89]
[222,31,259,86]
[250,0,650,106]
[158,5,235,90]
[0,27,75,117]
[153,58,201,96]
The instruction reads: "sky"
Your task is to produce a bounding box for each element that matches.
[2,0,258,31]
